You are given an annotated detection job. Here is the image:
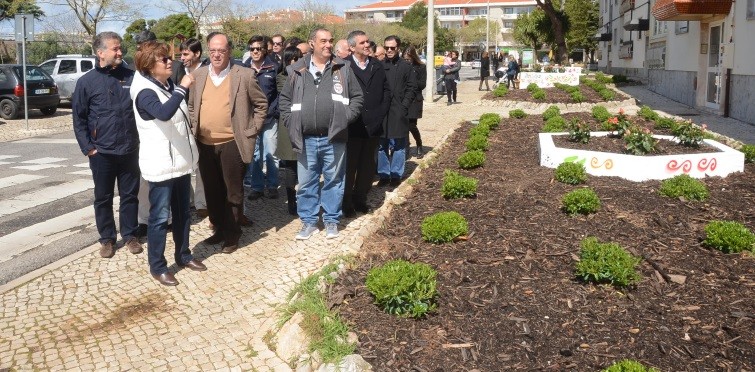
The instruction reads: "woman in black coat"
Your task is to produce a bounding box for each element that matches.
[403,46,427,158]
[479,51,490,91]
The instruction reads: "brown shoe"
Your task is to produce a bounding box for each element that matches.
[196,208,208,218]
[221,244,238,254]
[125,237,143,254]
[152,272,179,286]
[179,259,207,271]
[99,241,114,258]
[203,232,224,245]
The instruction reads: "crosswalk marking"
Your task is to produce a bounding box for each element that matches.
[0,174,47,190]
[14,139,79,144]
[0,179,94,218]
[12,164,67,171]
[0,155,20,160]
[20,157,67,164]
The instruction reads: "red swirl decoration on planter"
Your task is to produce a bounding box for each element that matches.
[590,157,614,169]
[666,159,692,173]
[697,158,717,171]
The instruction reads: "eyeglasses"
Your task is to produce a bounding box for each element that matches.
[314,71,322,85]
[157,56,172,64]
[208,49,228,55]
[249,47,264,52]
[384,46,398,51]
[273,42,284,46]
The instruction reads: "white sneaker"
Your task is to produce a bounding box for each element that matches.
[325,223,339,239]
[296,223,318,240]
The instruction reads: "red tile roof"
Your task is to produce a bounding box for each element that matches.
[350,0,533,9]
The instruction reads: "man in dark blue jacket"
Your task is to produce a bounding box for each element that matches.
[243,35,281,200]
[72,31,142,259]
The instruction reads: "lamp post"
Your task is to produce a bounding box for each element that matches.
[485,0,490,54]
[425,0,435,101]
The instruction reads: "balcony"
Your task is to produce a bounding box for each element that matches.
[621,0,635,14]
[501,13,519,20]
[651,0,733,21]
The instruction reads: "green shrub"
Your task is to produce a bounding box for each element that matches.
[567,118,591,144]
[575,237,642,287]
[595,72,613,84]
[672,121,706,147]
[441,170,478,199]
[479,115,501,129]
[611,74,628,84]
[542,105,561,121]
[624,126,657,155]
[659,175,709,201]
[465,134,489,151]
[469,123,491,137]
[555,162,588,185]
[561,188,601,215]
[493,84,509,97]
[479,113,501,123]
[365,259,438,318]
[570,91,585,103]
[509,109,527,119]
[740,144,755,163]
[638,105,659,121]
[603,360,659,372]
[542,116,567,132]
[421,211,469,243]
[592,105,612,122]
[457,150,485,169]
[703,220,755,253]
[526,83,539,92]
[532,89,546,100]
[654,117,677,130]
[599,88,616,100]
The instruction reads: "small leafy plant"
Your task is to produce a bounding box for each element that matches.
[603,359,660,372]
[659,175,709,201]
[542,105,561,121]
[533,64,542,72]
[479,113,501,129]
[570,91,585,103]
[542,116,567,132]
[602,108,630,137]
[562,188,601,215]
[365,259,438,318]
[526,83,539,92]
[611,74,629,84]
[441,170,478,199]
[592,105,611,122]
[654,117,677,130]
[595,72,613,84]
[469,123,491,137]
[555,162,588,185]
[493,84,509,97]
[509,109,527,119]
[421,211,469,243]
[567,118,591,144]
[703,220,755,253]
[465,134,489,151]
[575,237,642,287]
[672,121,706,147]
[532,89,546,100]
[740,144,755,163]
[457,150,485,169]
[638,105,659,121]
[599,88,616,100]
[624,126,657,155]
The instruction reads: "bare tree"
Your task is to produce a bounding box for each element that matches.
[41,0,143,40]
[162,0,217,38]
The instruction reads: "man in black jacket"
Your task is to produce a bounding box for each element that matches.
[378,35,417,187]
[343,30,391,217]
[72,32,143,258]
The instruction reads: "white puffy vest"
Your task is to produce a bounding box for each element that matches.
[130,72,197,182]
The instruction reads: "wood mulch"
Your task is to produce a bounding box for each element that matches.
[482,85,628,104]
[331,113,755,371]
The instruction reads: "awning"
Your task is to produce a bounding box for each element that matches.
[651,0,733,21]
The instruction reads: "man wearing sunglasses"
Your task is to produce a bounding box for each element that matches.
[243,35,281,201]
[271,34,285,65]
[279,28,364,240]
[378,35,417,188]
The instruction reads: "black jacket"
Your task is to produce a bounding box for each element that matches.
[407,63,426,120]
[382,55,417,138]
[480,57,490,78]
[171,59,208,102]
[72,63,138,156]
[350,56,391,138]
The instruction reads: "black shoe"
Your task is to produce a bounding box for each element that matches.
[203,232,224,245]
[354,202,371,214]
[390,178,401,187]
[447,102,453,106]
[247,190,264,200]
[416,146,424,158]
[377,179,390,187]
[343,207,356,218]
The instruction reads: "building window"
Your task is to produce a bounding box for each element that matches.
[504,7,514,14]
[748,0,755,19]
[675,21,689,34]
[653,19,668,36]
[504,21,514,28]
[440,7,462,15]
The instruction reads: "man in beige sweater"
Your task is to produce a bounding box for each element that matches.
[188,32,268,254]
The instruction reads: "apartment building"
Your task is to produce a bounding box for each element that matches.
[597,0,755,124]
[345,0,538,59]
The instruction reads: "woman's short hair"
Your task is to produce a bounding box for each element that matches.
[135,41,170,76]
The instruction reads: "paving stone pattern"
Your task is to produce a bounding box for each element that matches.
[2,81,753,371]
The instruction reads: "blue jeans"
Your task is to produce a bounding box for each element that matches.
[245,120,279,191]
[147,174,193,276]
[89,151,140,244]
[377,137,407,180]
[297,136,346,225]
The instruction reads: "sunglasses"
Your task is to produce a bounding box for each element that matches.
[273,42,284,46]
[249,47,264,52]
[384,46,398,51]
[157,56,172,64]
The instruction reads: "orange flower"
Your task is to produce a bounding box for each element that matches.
[608,117,619,124]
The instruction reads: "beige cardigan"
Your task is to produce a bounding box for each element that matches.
[188,63,268,163]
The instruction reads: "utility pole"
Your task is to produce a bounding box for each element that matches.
[425,0,435,101]
[485,0,490,55]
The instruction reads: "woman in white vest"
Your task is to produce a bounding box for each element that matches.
[131,41,205,286]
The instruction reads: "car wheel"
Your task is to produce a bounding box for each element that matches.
[0,99,18,120]
[40,107,57,116]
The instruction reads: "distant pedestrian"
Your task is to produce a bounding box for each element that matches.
[443,51,461,105]
[72,32,143,258]
[479,51,490,91]
[506,55,519,89]
[275,46,304,215]
[403,46,426,157]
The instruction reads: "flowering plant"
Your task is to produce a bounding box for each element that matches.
[673,121,707,147]
[624,126,657,155]
[603,108,631,137]
[567,119,591,144]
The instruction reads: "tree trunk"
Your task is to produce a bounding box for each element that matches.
[536,0,568,64]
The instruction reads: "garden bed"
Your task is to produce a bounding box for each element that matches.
[482,85,627,104]
[331,114,755,370]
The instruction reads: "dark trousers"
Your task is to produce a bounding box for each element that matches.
[507,75,515,88]
[408,119,422,147]
[344,137,379,209]
[147,174,193,275]
[88,151,140,244]
[445,79,457,102]
[198,141,246,244]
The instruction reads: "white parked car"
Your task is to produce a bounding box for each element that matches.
[39,55,96,101]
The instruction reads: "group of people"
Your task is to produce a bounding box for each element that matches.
[72,28,429,286]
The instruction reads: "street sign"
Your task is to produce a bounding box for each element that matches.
[14,14,34,42]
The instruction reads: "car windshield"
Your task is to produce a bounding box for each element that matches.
[12,66,53,81]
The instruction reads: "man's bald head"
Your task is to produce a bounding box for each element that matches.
[335,39,350,59]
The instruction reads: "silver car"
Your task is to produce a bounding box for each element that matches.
[39,55,96,101]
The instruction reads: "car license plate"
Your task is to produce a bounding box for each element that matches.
[34,89,50,94]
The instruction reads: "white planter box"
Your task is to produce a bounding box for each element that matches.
[518,67,582,89]
[538,132,745,182]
